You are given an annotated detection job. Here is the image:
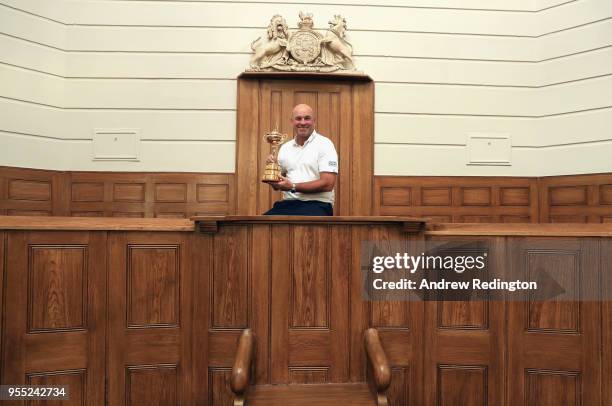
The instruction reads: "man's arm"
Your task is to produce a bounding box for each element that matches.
[273,172,336,193]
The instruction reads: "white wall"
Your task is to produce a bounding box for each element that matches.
[375,0,612,176]
[0,0,610,175]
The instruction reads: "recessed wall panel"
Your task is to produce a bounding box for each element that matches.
[126,365,178,406]
[155,184,187,203]
[526,251,580,333]
[114,183,145,202]
[71,183,104,202]
[438,365,487,406]
[549,186,587,206]
[27,369,86,406]
[212,227,249,328]
[382,187,411,206]
[462,187,491,206]
[438,301,488,330]
[291,226,329,328]
[500,187,530,206]
[197,184,228,203]
[525,369,580,406]
[289,367,329,384]
[9,179,51,201]
[28,246,87,332]
[208,368,232,406]
[127,245,180,328]
[421,187,451,206]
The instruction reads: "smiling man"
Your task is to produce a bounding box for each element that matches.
[264,103,338,216]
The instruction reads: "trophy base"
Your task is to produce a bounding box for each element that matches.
[262,163,283,183]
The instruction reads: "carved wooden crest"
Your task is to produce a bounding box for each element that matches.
[248,12,355,72]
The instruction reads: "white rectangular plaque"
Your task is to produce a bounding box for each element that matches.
[466,133,511,166]
[92,129,140,161]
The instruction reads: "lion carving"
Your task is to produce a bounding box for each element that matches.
[250,15,290,69]
[320,15,354,69]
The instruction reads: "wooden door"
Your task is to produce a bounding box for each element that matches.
[269,224,352,384]
[2,231,106,406]
[106,232,194,406]
[507,238,601,406]
[236,76,374,216]
[422,236,505,406]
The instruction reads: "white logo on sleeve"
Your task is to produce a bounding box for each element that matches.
[328,161,337,167]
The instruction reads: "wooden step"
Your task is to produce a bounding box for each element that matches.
[246,383,374,406]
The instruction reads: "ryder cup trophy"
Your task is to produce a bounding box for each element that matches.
[262,128,287,183]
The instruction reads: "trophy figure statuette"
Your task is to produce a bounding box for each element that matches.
[262,128,288,183]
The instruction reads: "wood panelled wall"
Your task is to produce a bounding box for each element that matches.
[540,173,612,223]
[1,229,199,406]
[375,173,612,223]
[1,224,610,405]
[0,166,234,218]
[2,166,612,222]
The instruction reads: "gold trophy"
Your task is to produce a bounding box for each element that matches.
[262,128,288,183]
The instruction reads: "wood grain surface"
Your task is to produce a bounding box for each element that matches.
[0,220,609,405]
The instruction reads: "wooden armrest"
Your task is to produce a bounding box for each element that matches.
[364,328,391,391]
[230,329,255,396]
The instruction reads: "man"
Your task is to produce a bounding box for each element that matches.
[264,104,338,216]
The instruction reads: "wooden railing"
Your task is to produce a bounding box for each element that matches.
[364,328,391,406]
[231,329,255,406]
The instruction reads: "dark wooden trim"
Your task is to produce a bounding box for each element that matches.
[193,215,427,234]
[238,71,372,82]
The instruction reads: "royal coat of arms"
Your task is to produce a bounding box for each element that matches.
[248,12,355,72]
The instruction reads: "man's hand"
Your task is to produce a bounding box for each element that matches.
[266,154,276,164]
[269,176,293,191]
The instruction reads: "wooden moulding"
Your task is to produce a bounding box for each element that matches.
[192,215,428,234]
[426,222,612,237]
[0,215,194,231]
[238,71,372,82]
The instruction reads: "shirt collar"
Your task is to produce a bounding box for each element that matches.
[292,130,318,147]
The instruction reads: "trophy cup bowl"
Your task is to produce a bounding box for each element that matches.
[262,129,288,183]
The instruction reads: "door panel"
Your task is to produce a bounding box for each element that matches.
[107,232,193,406]
[507,238,601,406]
[270,224,351,384]
[2,231,106,406]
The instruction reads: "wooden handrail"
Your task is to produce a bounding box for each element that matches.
[0,216,194,231]
[230,329,255,406]
[364,328,391,406]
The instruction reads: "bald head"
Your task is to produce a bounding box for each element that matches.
[291,104,315,120]
[291,104,316,143]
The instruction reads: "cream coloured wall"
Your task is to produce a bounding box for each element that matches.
[0,0,610,175]
[375,0,612,176]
